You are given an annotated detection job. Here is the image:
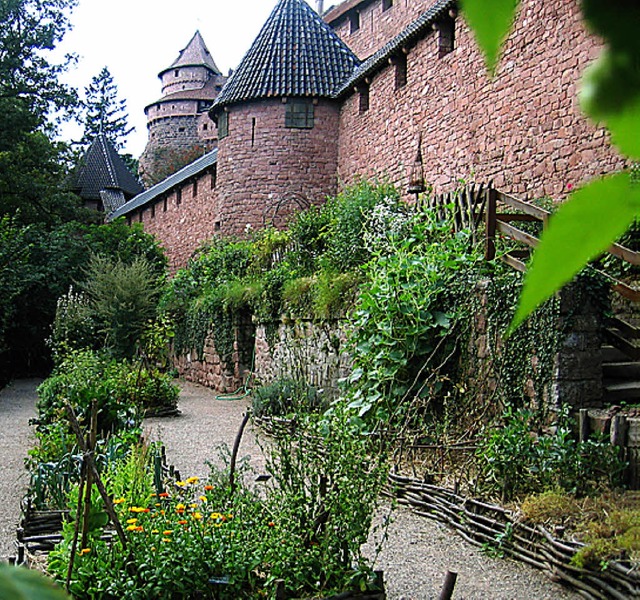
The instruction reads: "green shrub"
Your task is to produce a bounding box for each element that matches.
[476,407,627,501]
[252,378,324,418]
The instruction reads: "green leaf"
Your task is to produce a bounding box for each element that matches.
[511,172,640,331]
[461,0,520,74]
[580,48,640,159]
[0,564,70,600]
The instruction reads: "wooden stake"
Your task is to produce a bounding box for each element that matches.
[438,570,458,600]
[229,412,251,494]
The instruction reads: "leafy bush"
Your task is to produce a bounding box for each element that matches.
[476,407,627,501]
[36,350,178,435]
[345,208,482,431]
[252,378,323,418]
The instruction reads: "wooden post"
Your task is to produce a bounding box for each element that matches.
[81,401,98,549]
[579,409,590,443]
[229,412,251,494]
[275,579,286,600]
[485,187,497,261]
[438,570,458,600]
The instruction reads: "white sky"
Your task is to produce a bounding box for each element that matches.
[55,0,336,156]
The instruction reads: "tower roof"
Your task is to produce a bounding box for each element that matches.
[212,0,359,110]
[69,133,144,208]
[160,31,222,77]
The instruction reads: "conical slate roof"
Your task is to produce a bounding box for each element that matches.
[69,134,143,206]
[161,31,221,77]
[212,0,359,109]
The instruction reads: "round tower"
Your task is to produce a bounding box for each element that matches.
[209,0,359,237]
[139,31,227,187]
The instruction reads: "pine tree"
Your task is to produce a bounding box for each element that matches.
[82,66,134,151]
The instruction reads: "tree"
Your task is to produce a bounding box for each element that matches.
[0,0,82,224]
[82,66,134,152]
[460,0,640,329]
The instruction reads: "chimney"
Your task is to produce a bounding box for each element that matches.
[316,0,324,15]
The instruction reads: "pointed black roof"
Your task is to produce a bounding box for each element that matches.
[69,134,143,206]
[212,0,359,110]
[160,31,222,77]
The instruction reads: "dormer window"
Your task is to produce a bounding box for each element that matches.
[393,54,408,89]
[285,99,315,129]
[438,16,456,57]
[217,112,228,139]
[349,11,360,33]
[382,0,393,11]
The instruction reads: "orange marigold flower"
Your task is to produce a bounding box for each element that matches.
[113,498,125,505]
[134,526,144,532]
[78,548,91,556]
[268,522,275,527]
[159,492,170,498]
[150,493,157,497]
[162,530,173,536]
[176,503,186,510]
[204,485,214,491]
[126,518,138,525]
[178,520,188,525]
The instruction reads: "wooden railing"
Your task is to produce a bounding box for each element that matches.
[426,185,640,303]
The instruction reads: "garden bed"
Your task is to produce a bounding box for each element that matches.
[385,473,640,600]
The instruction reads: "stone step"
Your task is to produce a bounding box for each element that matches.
[603,361,640,380]
[603,329,640,361]
[602,345,632,363]
[604,380,640,402]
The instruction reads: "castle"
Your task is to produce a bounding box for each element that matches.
[111,0,626,272]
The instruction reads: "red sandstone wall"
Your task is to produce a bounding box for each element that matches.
[328,0,434,59]
[215,99,341,236]
[336,0,628,202]
[137,170,220,272]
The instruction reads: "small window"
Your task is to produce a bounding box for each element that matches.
[203,123,208,131]
[285,99,315,129]
[211,164,218,189]
[151,203,156,219]
[174,69,179,77]
[214,221,221,231]
[176,188,182,206]
[359,85,370,114]
[163,197,168,212]
[178,127,185,132]
[394,54,407,89]
[193,180,198,196]
[438,16,456,57]
[217,112,228,139]
[349,11,360,33]
[382,0,393,11]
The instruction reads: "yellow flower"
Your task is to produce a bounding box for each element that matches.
[129,506,149,514]
[210,512,222,520]
[78,548,91,556]
[162,538,171,543]
[113,498,125,505]
[199,496,207,503]
[176,503,186,510]
[186,476,199,484]
[190,503,198,509]
[126,518,138,525]
[192,512,203,520]
[126,524,138,531]
[152,529,159,534]
[175,480,186,487]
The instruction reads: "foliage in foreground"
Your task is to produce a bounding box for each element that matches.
[47,407,388,599]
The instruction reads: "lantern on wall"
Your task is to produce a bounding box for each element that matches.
[407,133,426,200]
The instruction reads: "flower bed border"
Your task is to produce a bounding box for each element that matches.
[385,473,640,600]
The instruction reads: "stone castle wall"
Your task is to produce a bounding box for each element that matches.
[215,99,341,236]
[336,0,627,202]
[328,0,435,59]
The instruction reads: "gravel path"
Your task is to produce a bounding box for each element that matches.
[0,379,38,560]
[0,379,581,598]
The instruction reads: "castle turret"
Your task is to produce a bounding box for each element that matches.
[139,31,227,187]
[209,0,359,235]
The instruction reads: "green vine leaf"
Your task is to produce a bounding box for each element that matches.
[510,172,640,332]
[460,0,520,74]
[0,565,70,600]
[580,48,640,159]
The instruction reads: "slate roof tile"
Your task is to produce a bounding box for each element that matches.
[212,0,359,109]
[69,134,143,206]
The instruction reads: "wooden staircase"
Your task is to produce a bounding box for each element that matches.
[603,316,640,403]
